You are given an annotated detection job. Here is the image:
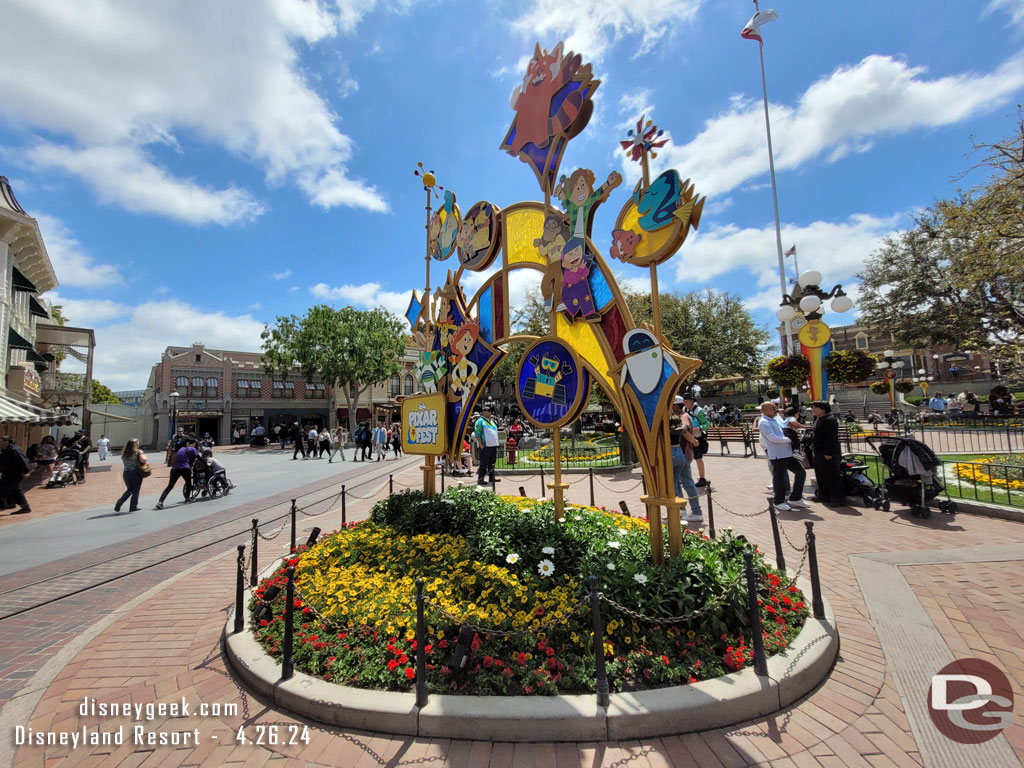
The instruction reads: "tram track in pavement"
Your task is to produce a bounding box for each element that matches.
[0,456,421,622]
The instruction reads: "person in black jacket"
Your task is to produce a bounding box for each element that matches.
[810,401,846,506]
[289,422,306,460]
[0,436,32,514]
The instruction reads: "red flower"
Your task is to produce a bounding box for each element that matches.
[398,654,409,664]
[405,667,415,679]
[387,659,398,671]
[516,652,528,665]
[545,646,555,657]
[483,656,493,668]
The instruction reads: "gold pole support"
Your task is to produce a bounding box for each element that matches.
[421,455,436,498]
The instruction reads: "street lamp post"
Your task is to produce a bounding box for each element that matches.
[169,390,181,439]
[775,269,853,405]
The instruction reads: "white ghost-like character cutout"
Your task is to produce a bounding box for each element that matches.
[620,328,675,394]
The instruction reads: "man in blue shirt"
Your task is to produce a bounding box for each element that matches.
[928,394,946,414]
[757,402,807,512]
[473,404,500,486]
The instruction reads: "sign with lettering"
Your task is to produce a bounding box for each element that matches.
[401,393,448,455]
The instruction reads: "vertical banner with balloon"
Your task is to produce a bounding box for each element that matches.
[799,320,831,401]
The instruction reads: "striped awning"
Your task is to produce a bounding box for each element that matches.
[0,393,77,425]
[29,296,48,318]
[7,327,35,351]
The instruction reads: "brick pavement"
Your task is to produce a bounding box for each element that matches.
[3,454,1024,767]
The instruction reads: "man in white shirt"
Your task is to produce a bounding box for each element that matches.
[97,435,110,461]
[757,402,807,512]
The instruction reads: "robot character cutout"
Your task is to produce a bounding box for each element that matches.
[522,352,572,407]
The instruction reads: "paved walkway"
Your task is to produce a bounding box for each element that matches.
[1,454,1022,767]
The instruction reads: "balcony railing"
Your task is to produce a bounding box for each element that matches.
[42,372,86,394]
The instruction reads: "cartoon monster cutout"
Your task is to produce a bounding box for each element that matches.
[610,229,643,261]
[503,42,593,155]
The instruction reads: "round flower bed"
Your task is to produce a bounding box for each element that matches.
[524,433,620,465]
[250,488,808,695]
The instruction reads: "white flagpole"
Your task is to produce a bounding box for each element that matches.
[753,1,793,355]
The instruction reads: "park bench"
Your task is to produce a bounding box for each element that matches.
[706,426,757,457]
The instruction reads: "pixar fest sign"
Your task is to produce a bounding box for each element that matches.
[401,393,448,455]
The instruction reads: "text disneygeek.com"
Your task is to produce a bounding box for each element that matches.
[9,696,310,749]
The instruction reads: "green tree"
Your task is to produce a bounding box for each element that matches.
[624,288,771,384]
[858,117,1024,380]
[261,305,406,432]
[491,287,550,392]
[91,380,121,404]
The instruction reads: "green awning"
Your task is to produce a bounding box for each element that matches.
[11,267,37,293]
[29,296,48,318]
[26,348,47,364]
[7,326,34,351]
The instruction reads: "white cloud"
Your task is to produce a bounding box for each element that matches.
[46,293,130,324]
[985,0,1024,28]
[60,299,266,390]
[29,144,265,226]
[271,269,293,280]
[510,0,702,62]
[34,213,122,288]
[617,89,654,129]
[0,0,389,223]
[672,213,903,292]
[309,281,409,317]
[634,53,1024,195]
[153,286,170,295]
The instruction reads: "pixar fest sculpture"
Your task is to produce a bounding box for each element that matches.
[402,42,705,564]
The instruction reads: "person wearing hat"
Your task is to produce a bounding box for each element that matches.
[473,403,500,486]
[682,392,710,487]
[70,429,92,482]
[670,395,703,520]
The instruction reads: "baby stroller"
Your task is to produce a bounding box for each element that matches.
[800,432,882,508]
[866,435,956,518]
[186,459,233,500]
[46,448,82,488]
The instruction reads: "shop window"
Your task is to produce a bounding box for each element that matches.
[237,380,249,398]
[856,334,868,350]
[310,382,325,399]
[189,376,204,397]
[390,374,400,396]
[284,381,295,399]
[205,377,218,397]
[273,381,284,399]
[175,376,189,389]
[247,380,262,398]
[404,374,414,396]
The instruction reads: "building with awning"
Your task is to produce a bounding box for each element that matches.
[0,175,92,443]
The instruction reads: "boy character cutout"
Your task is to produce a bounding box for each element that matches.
[534,213,570,312]
[448,322,480,409]
[559,238,599,321]
[554,168,622,240]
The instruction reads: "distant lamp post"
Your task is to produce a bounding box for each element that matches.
[875,351,904,412]
[775,269,853,402]
[170,390,181,438]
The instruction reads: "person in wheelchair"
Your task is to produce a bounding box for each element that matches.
[200,448,234,494]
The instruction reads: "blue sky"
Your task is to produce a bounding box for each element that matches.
[1,0,1022,390]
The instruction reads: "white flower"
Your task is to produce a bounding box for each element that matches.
[537,559,555,577]
[633,573,649,585]
[606,562,616,571]
[617,527,628,535]
[506,553,520,564]
[607,541,621,549]
[541,546,555,555]
[558,517,566,523]
[725,526,733,533]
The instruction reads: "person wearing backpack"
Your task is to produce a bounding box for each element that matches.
[0,436,32,514]
[682,392,711,487]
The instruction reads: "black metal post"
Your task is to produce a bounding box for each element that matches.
[744,552,768,676]
[805,521,825,619]
[389,474,394,495]
[540,466,545,497]
[706,485,716,539]
[289,499,297,552]
[491,472,496,492]
[768,500,786,571]
[519,485,527,497]
[589,467,595,506]
[341,485,347,527]
[281,566,295,680]
[234,544,245,634]
[641,474,647,495]
[415,578,428,707]
[589,576,610,708]
[618,500,630,516]
[249,519,259,587]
